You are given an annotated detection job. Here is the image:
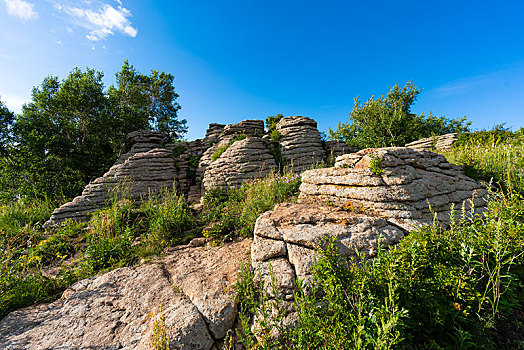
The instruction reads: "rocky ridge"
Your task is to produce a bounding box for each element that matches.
[276,116,326,172]
[44,147,177,227]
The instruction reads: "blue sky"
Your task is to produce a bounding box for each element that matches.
[1,0,523,140]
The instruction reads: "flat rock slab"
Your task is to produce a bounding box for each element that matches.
[0,239,252,350]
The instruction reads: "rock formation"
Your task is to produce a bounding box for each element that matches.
[276,116,326,172]
[115,130,165,165]
[0,239,251,350]
[250,203,405,339]
[44,116,356,226]
[249,147,488,340]
[300,147,487,231]
[405,133,458,152]
[203,136,277,190]
[44,148,177,227]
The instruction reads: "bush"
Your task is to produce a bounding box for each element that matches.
[329,82,470,149]
[442,131,524,195]
[201,171,301,243]
[140,189,198,252]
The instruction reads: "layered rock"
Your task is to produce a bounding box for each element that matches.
[115,130,165,165]
[276,116,326,172]
[196,120,271,195]
[222,119,264,136]
[44,148,176,227]
[250,203,405,340]
[299,147,488,231]
[405,133,458,152]
[323,140,357,162]
[0,239,252,350]
[203,136,277,190]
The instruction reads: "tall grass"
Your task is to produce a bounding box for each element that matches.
[201,170,301,242]
[442,132,524,194]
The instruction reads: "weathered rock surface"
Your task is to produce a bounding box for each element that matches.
[0,239,252,350]
[276,116,326,172]
[323,140,357,161]
[115,130,165,165]
[250,203,405,340]
[222,119,264,136]
[44,148,177,227]
[299,147,488,231]
[405,133,458,152]
[203,136,277,190]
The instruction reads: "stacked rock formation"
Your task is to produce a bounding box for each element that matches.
[44,116,358,222]
[405,133,458,152]
[323,140,357,162]
[0,239,251,350]
[115,130,165,165]
[276,116,326,172]
[203,136,277,190]
[198,120,268,193]
[44,148,176,227]
[251,203,405,339]
[299,147,487,231]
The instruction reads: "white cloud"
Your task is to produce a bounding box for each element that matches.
[3,0,38,20]
[1,93,30,113]
[57,2,137,41]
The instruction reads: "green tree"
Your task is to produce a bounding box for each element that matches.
[0,99,14,157]
[0,62,187,201]
[108,60,187,142]
[329,82,470,149]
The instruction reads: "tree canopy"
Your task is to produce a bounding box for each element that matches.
[0,62,186,201]
[329,82,470,149]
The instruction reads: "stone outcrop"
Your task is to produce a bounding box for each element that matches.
[323,140,357,162]
[44,148,176,227]
[299,147,487,231]
[0,239,252,350]
[250,147,488,340]
[405,133,458,152]
[222,119,264,136]
[197,120,272,194]
[115,130,165,165]
[45,116,357,223]
[276,116,326,172]
[250,203,405,340]
[203,137,277,190]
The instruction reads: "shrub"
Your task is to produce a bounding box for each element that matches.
[236,190,524,349]
[442,131,524,195]
[328,82,470,149]
[140,189,198,252]
[201,171,301,243]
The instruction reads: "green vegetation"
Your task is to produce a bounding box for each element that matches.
[0,60,186,202]
[201,171,301,242]
[443,128,524,195]
[329,82,470,149]
[266,114,283,143]
[0,189,197,318]
[369,153,383,175]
